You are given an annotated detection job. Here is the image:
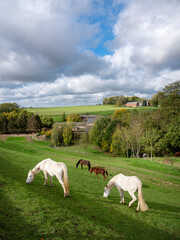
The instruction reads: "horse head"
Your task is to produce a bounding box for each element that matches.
[103,185,110,198]
[26,170,35,184]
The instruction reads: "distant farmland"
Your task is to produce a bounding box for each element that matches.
[26,105,157,121]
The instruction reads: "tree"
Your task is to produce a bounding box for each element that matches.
[0,113,8,133]
[8,116,18,133]
[34,115,42,131]
[61,112,66,122]
[51,123,62,146]
[112,109,130,128]
[116,100,123,106]
[128,117,144,158]
[0,102,19,113]
[79,132,89,153]
[121,127,131,158]
[27,113,42,132]
[163,80,180,95]
[41,115,54,128]
[89,117,111,148]
[142,100,147,106]
[157,116,180,154]
[151,91,165,106]
[102,119,119,151]
[66,113,82,122]
[141,129,160,161]
[17,110,28,133]
[63,124,72,146]
[110,127,125,156]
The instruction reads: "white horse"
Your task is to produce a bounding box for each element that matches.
[103,173,148,212]
[26,158,70,197]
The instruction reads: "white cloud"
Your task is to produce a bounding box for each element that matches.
[112,0,180,73]
[0,0,180,107]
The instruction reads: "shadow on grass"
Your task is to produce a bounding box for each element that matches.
[0,190,40,240]
[149,201,180,213]
[1,157,180,240]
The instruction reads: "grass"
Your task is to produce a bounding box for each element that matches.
[0,137,180,240]
[26,105,157,120]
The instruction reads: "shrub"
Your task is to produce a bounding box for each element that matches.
[41,115,54,128]
[45,130,51,138]
[66,113,82,122]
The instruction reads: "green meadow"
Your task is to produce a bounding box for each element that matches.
[0,137,180,240]
[26,105,157,121]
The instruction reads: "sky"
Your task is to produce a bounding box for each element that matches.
[0,0,180,107]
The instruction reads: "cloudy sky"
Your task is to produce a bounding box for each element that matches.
[0,0,180,107]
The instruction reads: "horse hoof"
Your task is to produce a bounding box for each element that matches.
[64,194,70,197]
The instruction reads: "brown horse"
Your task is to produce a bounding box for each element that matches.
[76,159,91,171]
[90,167,108,180]
[175,152,180,157]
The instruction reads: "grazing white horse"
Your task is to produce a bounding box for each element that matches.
[103,173,148,212]
[26,158,70,197]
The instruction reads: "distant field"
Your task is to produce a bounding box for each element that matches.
[26,105,157,121]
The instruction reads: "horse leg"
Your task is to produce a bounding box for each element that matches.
[56,175,67,197]
[117,187,124,203]
[81,164,83,169]
[49,175,53,187]
[103,173,106,181]
[128,191,137,208]
[136,200,140,212]
[43,171,48,185]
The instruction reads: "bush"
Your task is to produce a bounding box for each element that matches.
[41,115,54,128]
[66,113,82,122]
[45,130,51,138]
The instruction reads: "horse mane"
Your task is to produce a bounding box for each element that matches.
[107,178,115,190]
[32,164,41,175]
[76,159,82,165]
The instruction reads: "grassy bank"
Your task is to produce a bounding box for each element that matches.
[0,137,179,240]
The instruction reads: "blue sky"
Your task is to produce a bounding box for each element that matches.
[0,0,180,107]
[88,1,125,56]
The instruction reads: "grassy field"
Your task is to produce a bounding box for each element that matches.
[0,137,180,240]
[26,105,157,121]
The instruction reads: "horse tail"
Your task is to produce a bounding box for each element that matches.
[137,180,148,212]
[106,170,108,177]
[88,162,91,171]
[62,164,70,196]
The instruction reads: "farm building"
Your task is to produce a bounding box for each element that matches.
[125,102,139,107]
[125,101,150,107]
[80,115,98,124]
[57,115,98,133]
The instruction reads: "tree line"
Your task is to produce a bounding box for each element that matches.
[103,95,144,105]
[102,81,180,107]
[0,81,179,157]
[90,81,180,157]
[0,103,54,134]
[50,81,180,157]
